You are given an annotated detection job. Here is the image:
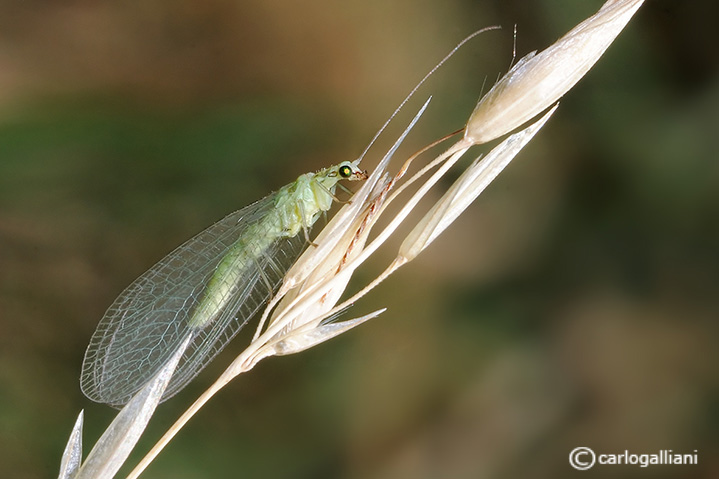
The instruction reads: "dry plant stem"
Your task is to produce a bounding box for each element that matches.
[126,359,251,479]
[391,127,464,184]
[358,127,465,230]
[372,136,473,222]
[344,140,472,274]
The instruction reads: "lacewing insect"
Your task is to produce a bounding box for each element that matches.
[81,161,367,406]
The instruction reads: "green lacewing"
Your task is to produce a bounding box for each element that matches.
[81,161,367,406]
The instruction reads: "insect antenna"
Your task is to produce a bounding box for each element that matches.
[354,26,500,166]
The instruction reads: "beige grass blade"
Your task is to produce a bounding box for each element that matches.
[58,411,84,479]
[74,335,190,479]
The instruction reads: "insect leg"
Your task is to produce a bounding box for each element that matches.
[251,255,274,296]
[316,181,346,204]
[297,200,318,247]
[336,183,354,200]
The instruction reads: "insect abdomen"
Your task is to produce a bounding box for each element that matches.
[186,218,279,330]
[186,173,336,330]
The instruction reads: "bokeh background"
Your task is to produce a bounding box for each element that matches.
[1,1,717,478]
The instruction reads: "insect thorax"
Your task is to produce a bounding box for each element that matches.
[274,173,337,237]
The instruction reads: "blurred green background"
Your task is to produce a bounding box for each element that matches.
[1,1,717,478]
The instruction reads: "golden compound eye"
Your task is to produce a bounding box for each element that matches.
[338,165,353,178]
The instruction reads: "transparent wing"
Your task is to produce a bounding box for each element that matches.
[81,194,308,407]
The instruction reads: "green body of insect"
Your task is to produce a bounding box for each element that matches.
[187,163,366,330]
[81,161,366,407]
